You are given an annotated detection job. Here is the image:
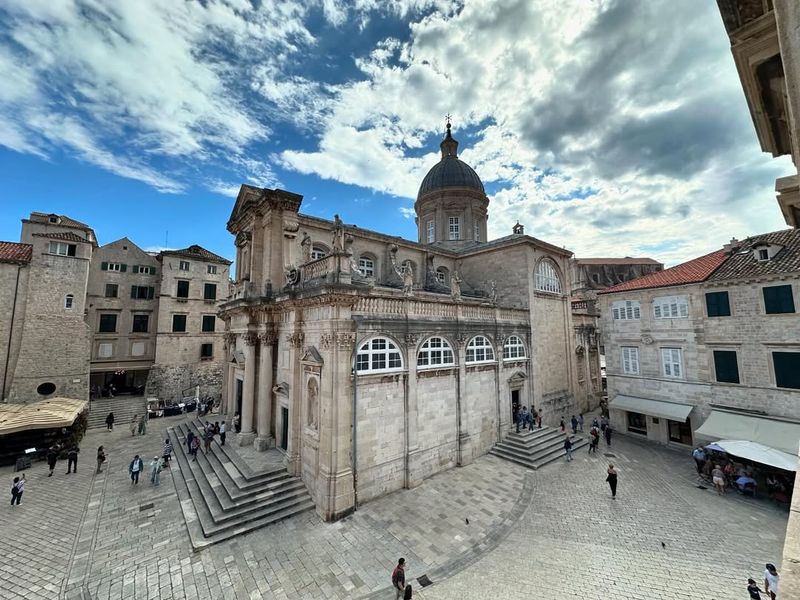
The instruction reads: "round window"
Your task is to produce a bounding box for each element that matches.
[37,382,56,395]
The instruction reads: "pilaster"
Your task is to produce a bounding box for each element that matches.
[239,333,257,446]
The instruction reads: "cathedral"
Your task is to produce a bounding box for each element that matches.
[220,123,591,519]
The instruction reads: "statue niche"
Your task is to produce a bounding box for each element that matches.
[306,378,319,430]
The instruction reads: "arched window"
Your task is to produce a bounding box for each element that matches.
[502,336,526,360]
[435,266,449,285]
[355,337,403,374]
[535,260,562,294]
[417,336,455,368]
[311,245,328,261]
[466,335,495,364]
[358,255,375,277]
[64,294,74,309]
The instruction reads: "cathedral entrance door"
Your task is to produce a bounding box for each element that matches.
[510,389,520,420]
[235,379,243,422]
[280,406,289,451]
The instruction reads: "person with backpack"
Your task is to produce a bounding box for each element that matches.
[10,474,25,505]
[150,456,163,486]
[391,558,406,600]
[129,454,144,485]
[46,444,59,477]
[66,444,79,474]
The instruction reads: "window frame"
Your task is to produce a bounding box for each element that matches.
[132,314,149,334]
[713,349,740,384]
[201,315,216,333]
[172,314,187,333]
[534,260,563,294]
[502,336,527,361]
[465,335,496,364]
[611,300,641,321]
[98,313,117,333]
[358,256,375,277]
[106,262,123,272]
[355,337,403,375]
[763,284,795,314]
[417,336,455,369]
[105,283,119,298]
[448,216,460,241]
[176,280,190,298]
[133,265,155,275]
[64,294,74,309]
[705,291,731,317]
[473,223,479,242]
[203,282,217,301]
[200,343,214,360]
[131,285,154,300]
[179,260,190,271]
[97,342,113,359]
[426,219,435,243]
[653,295,689,319]
[49,241,76,257]
[621,346,640,375]
[311,245,327,261]
[207,265,217,275]
[773,351,800,389]
[661,347,683,379]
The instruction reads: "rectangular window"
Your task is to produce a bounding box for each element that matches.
[104,283,118,298]
[201,315,216,332]
[207,265,217,274]
[621,347,640,375]
[176,280,189,298]
[131,341,146,357]
[133,265,155,275]
[200,343,213,359]
[132,314,149,333]
[172,314,187,332]
[179,260,190,271]
[473,223,479,242]
[611,300,641,320]
[661,348,683,378]
[773,352,800,389]
[98,314,117,333]
[427,220,435,243]
[448,216,460,240]
[130,285,154,300]
[97,342,113,358]
[358,258,374,277]
[102,262,125,272]
[203,283,217,301]
[653,295,689,319]
[705,291,731,317]
[626,411,647,434]
[49,241,76,256]
[763,285,795,314]
[713,350,740,384]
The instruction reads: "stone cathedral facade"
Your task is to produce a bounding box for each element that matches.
[220,125,589,519]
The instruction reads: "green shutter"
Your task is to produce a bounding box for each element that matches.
[131,286,137,299]
[120,264,127,272]
[151,268,157,276]
[148,287,154,300]
[101,261,108,271]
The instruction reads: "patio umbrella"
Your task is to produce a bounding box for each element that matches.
[704,443,726,453]
[714,439,798,472]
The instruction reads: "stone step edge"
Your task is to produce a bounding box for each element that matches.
[490,438,589,470]
[497,435,586,455]
[499,432,579,451]
[188,418,282,480]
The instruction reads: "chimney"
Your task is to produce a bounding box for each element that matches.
[512,221,524,235]
[722,237,740,254]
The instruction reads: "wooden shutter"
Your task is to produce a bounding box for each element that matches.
[148,286,155,300]
[120,264,127,272]
[130,286,137,298]
[101,261,108,271]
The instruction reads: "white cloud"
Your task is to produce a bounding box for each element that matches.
[399,207,416,219]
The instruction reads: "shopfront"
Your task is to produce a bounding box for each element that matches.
[609,394,695,446]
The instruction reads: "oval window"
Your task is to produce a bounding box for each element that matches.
[37,382,56,395]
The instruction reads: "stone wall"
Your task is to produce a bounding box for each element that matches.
[0,261,30,401]
[145,361,223,403]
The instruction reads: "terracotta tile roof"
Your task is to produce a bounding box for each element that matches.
[160,244,231,264]
[29,212,93,231]
[575,257,662,266]
[708,228,800,281]
[32,231,92,243]
[600,250,728,294]
[0,241,33,264]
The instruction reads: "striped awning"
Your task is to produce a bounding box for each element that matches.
[0,398,88,435]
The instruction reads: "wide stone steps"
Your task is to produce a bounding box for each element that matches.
[489,426,589,470]
[87,396,147,429]
[168,421,314,549]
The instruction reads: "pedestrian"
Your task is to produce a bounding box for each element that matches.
[10,474,25,505]
[606,464,618,498]
[578,413,584,432]
[138,413,147,436]
[129,454,144,485]
[559,416,565,432]
[600,416,608,431]
[512,403,519,429]
[190,435,201,461]
[592,416,599,429]
[219,421,226,446]
[692,446,707,474]
[162,439,173,466]
[105,412,114,430]
[570,414,578,434]
[66,444,79,474]
[764,563,779,599]
[536,411,542,429]
[564,436,573,462]
[526,410,534,430]
[130,414,138,437]
[604,424,613,446]
[186,430,194,453]
[712,464,726,495]
[214,421,220,436]
[747,577,764,599]
[233,412,241,433]
[517,406,529,433]
[150,456,163,486]
[588,427,599,453]
[391,558,406,600]
[96,446,106,473]
[403,584,413,600]
[204,430,213,453]
[46,444,59,477]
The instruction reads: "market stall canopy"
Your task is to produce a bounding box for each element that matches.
[608,395,693,421]
[0,398,88,435]
[715,440,798,472]
[695,409,800,456]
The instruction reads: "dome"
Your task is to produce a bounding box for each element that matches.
[417,122,485,199]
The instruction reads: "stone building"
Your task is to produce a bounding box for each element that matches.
[220,124,587,519]
[717,0,800,226]
[599,228,800,450]
[86,237,161,395]
[1,213,96,403]
[146,245,232,403]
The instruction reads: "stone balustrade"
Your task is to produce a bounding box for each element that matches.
[352,294,528,322]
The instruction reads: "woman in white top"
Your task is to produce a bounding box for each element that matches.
[764,563,779,599]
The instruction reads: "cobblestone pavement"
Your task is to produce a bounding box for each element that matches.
[0,413,789,600]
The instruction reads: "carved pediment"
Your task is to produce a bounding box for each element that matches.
[231,350,246,365]
[273,381,291,396]
[300,346,324,365]
[508,371,528,385]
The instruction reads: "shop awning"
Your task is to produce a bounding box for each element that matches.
[695,409,800,456]
[713,440,798,472]
[609,395,693,421]
[0,398,88,435]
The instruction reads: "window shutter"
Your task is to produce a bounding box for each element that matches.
[622,349,630,373]
[151,268,156,276]
[120,264,127,272]
[131,286,137,298]
[101,261,108,271]
[148,286,154,299]
[654,305,661,318]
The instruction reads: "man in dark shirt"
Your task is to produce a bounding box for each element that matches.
[391,558,405,599]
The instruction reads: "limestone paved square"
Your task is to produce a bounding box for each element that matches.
[0,414,788,600]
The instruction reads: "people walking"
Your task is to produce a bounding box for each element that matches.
[204,429,213,453]
[105,412,114,430]
[588,427,600,453]
[536,411,542,429]
[570,415,578,435]
[190,435,201,461]
[66,444,79,474]
[46,445,59,477]
[692,446,707,474]
[578,413,584,432]
[564,436,573,462]
[96,446,106,473]
[130,415,138,437]
[10,474,25,505]
[604,424,613,446]
[186,430,194,453]
[592,416,599,429]
[233,412,241,433]
[162,439,173,466]
[391,558,406,600]
[606,464,618,498]
[712,464,726,495]
[764,563,779,599]
[748,577,764,599]
[138,414,147,436]
[219,421,226,446]
[150,456,163,486]
[559,417,565,432]
[129,454,144,485]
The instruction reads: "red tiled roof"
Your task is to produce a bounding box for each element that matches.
[32,231,92,243]
[159,244,232,264]
[0,241,33,264]
[599,250,728,294]
[575,257,662,266]
[29,212,93,231]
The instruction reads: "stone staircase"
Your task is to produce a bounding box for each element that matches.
[168,419,315,550]
[489,426,589,469]
[87,396,147,429]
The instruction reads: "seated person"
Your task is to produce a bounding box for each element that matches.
[736,474,757,496]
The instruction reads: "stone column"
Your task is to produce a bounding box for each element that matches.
[455,333,473,466]
[404,334,423,488]
[239,333,257,446]
[285,330,304,474]
[255,331,275,451]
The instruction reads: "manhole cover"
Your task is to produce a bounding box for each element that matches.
[604,453,616,458]
[139,502,154,511]
[696,485,708,490]
[417,575,433,587]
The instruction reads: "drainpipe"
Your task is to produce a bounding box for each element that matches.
[2,265,22,402]
[351,317,361,511]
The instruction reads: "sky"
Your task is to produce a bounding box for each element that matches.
[0,0,794,265]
